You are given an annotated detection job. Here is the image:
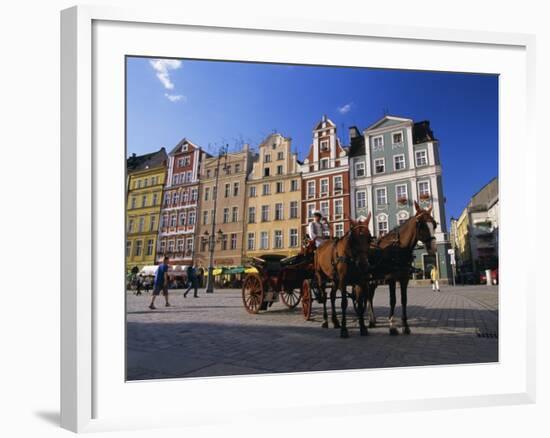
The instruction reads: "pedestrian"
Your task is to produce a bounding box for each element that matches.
[430,264,440,292]
[135,277,142,296]
[184,265,199,298]
[197,265,205,288]
[149,256,171,310]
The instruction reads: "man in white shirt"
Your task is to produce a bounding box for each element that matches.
[308,211,326,248]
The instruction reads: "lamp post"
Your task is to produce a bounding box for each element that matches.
[205,145,228,293]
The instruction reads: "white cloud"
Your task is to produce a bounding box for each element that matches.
[149,59,182,90]
[164,93,186,103]
[337,102,353,114]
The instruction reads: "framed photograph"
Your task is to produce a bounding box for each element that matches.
[61,5,536,433]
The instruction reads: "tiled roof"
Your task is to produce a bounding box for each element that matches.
[127,147,167,173]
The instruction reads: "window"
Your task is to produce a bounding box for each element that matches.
[274,230,283,249]
[188,211,196,225]
[141,195,147,207]
[233,182,239,196]
[186,238,194,253]
[374,158,385,174]
[176,239,184,253]
[356,191,367,209]
[320,140,329,151]
[210,210,215,224]
[291,179,298,191]
[307,181,315,198]
[232,207,238,222]
[230,233,238,250]
[181,143,188,152]
[264,154,271,163]
[178,156,190,167]
[172,192,179,205]
[179,212,186,226]
[150,215,156,231]
[203,210,208,225]
[191,188,198,201]
[225,165,232,175]
[307,204,315,219]
[204,187,210,201]
[355,161,366,177]
[235,164,241,173]
[277,151,284,160]
[170,214,177,227]
[334,223,344,238]
[320,201,329,218]
[396,185,408,204]
[161,214,168,228]
[131,197,137,209]
[261,205,269,222]
[320,179,329,195]
[275,203,283,220]
[224,183,230,198]
[418,181,431,198]
[212,186,217,199]
[183,191,189,203]
[334,176,343,193]
[415,150,428,167]
[248,207,256,223]
[376,188,387,206]
[392,131,403,144]
[152,193,158,205]
[206,169,211,178]
[373,136,384,151]
[262,183,270,196]
[247,233,255,250]
[134,240,143,256]
[264,167,270,177]
[159,240,166,254]
[377,216,389,236]
[290,201,298,219]
[127,219,134,233]
[221,234,228,251]
[172,175,179,186]
[276,181,284,193]
[137,217,144,232]
[320,158,329,169]
[260,231,269,249]
[334,199,343,218]
[249,186,257,197]
[289,229,298,247]
[394,154,406,171]
[137,180,142,189]
[223,208,229,223]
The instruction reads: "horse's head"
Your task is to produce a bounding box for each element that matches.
[349,213,372,268]
[414,201,437,255]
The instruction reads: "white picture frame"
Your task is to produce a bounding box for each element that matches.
[61,5,536,433]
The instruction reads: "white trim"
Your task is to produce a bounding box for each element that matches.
[395,183,408,204]
[393,153,406,171]
[374,157,385,174]
[375,186,388,208]
[415,149,429,167]
[319,177,329,196]
[372,135,384,151]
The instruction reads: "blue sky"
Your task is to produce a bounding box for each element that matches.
[126,57,498,225]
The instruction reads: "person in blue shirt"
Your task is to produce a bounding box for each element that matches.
[149,256,171,310]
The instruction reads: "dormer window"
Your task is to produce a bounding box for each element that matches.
[320,140,329,151]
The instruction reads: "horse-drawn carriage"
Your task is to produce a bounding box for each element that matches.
[241,253,325,320]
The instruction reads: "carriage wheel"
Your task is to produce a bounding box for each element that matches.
[280,288,301,309]
[301,279,313,321]
[242,274,265,314]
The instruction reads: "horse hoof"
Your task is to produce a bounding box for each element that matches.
[332,320,341,329]
[360,327,369,336]
[321,321,329,329]
[389,327,399,336]
[340,328,349,338]
[368,321,376,328]
[402,326,411,335]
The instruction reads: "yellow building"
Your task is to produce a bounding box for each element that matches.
[244,133,302,258]
[126,147,168,272]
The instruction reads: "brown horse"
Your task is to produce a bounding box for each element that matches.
[365,202,438,335]
[314,213,372,338]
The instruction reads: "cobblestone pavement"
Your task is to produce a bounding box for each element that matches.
[126,285,498,380]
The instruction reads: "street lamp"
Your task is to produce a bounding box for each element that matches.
[205,145,228,293]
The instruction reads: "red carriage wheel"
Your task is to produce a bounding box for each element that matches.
[280,288,302,309]
[242,273,265,314]
[301,279,313,321]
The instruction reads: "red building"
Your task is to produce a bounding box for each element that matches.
[157,138,210,266]
[300,115,351,238]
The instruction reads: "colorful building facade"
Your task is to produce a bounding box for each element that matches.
[244,133,302,258]
[126,147,168,272]
[300,115,351,239]
[349,115,451,281]
[195,144,253,269]
[157,139,209,266]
